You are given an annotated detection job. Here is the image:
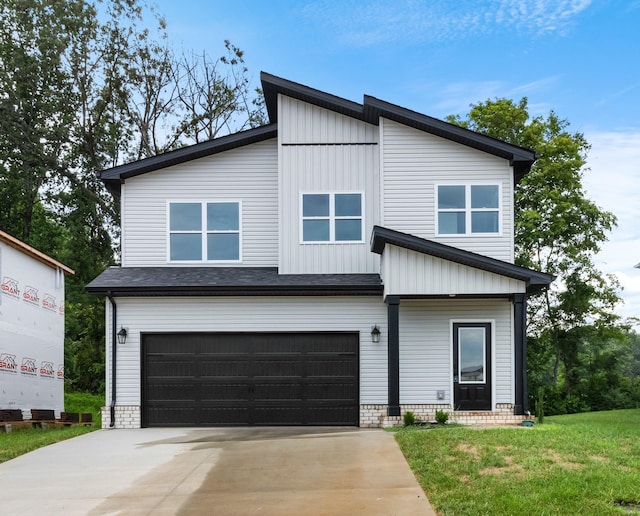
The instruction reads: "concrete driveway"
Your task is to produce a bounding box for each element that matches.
[0,427,435,515]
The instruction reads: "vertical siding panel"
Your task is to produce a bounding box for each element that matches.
[382,246,526,296]
[279,96,380,274]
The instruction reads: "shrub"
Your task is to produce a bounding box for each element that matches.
[435,410,449,425]
[403,411,416,426]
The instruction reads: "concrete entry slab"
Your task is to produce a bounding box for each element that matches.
[0,427,435,515]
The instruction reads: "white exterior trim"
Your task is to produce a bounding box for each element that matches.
[165,199,243,264]
[299,191,365,244]
[434,181,503,237]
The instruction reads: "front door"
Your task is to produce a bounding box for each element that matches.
[453,323,492,410]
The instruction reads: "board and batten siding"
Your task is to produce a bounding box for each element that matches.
[399,298,513,406]
[121,139,278,267]
[278,95,381,274]
[278,96,378,144]
[105,297,388,408]
[381,245,526,298]
[381,119,515,262]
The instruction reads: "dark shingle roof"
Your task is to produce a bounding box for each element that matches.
[86,267,382,297]
[370,226,554,294]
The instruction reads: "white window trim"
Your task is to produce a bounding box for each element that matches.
[166,200,243,263]
[435,182,502,237]
[299,192,365,244]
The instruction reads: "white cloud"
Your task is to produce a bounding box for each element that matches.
[583,130,640,325]
[301,0,593,46]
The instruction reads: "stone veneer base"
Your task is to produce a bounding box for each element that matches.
[103,403,526,429]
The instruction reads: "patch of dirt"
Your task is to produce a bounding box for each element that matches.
[459,475,471,485]
[455,443,480,459]
[546,450,583,471]
[479,458,526,478]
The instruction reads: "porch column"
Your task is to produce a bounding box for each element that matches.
[387,295,400,417]
[513,293,528,415]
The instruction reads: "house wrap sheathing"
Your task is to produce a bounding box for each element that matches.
[0,230,74,417]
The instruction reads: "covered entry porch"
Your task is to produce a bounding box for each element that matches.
[368,226,553,426]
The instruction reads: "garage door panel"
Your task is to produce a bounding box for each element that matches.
[199,358,251,377]
[198,382,250,402]
[199,407,250,425]
[142,332,359,427]
[146,382,198,401]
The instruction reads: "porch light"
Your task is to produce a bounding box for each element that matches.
[371,325,381,343]
[117,326,128,345]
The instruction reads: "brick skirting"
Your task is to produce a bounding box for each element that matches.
[360,403,527,428]
[101,406,141,429]
[103,404,525,429]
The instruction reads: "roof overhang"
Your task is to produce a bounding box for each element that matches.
[96,73,537,196]
[86,267,383,297]
[0,230,74,275]
[370,226,554,295]
[261,72,536,181]
[100,124,278,197]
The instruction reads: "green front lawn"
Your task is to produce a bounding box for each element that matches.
[395,409,640,515]
[0,392,102,465]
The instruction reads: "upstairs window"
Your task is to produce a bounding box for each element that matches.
[169,201,240,261]
[302,193,363,243]
[437,184,500,235]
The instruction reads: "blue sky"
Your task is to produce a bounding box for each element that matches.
[152,0,640,324]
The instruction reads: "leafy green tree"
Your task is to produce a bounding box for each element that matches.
[447,98,624,412]
[0,0,265,393]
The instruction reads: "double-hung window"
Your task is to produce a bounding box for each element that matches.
[169,201,241,261]
[436,184,500,235]
[302,193,363,243]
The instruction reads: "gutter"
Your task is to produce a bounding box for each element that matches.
[107,293,117,428]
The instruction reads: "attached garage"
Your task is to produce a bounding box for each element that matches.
[142,332,359,427]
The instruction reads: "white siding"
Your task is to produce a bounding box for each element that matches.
[278,96,380,273]
[279,96,378,144]
[381,245,526,297]
[106,297,388,406]
[381,119,515,262]
[106,296,515,409]
[399,299,513,407]
[122,139,278,267]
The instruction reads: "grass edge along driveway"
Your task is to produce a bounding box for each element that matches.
[395,409,640,515]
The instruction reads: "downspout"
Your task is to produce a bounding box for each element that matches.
[107,293,117,428]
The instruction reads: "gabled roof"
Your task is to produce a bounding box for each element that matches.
[97,72,537,196]
[261,72,536,181]
[100,124,278,196]
[370,226,553,294]
[0,229,74,275]
[86,266,382,297]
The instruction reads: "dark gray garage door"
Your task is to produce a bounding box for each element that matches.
[142,332,359,427]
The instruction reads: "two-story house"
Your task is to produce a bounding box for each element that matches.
[87,72,553,429]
